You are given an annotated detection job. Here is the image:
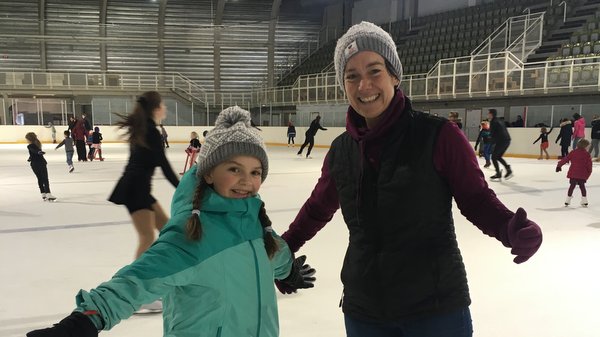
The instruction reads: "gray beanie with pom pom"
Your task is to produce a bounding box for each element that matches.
[196,106,268,182]
[334,21,402,92]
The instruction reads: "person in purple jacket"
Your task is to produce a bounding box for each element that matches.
[278,21,543,337]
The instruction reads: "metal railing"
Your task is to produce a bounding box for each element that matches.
[2,53,600,107]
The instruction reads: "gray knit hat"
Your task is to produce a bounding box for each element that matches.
[334,21,403,92]
[196,106,268,182]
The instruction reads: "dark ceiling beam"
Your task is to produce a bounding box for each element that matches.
[99,0,107,71]
[38,0,47,69]
[267,0,282,88]
[158,0,167,73]
[213,0,226,97]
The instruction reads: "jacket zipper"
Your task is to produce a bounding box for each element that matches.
[249,240,262,337]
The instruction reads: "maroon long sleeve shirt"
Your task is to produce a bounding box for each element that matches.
[282,99,515,253]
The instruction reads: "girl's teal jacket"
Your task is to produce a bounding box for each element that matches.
[74,166,293,337]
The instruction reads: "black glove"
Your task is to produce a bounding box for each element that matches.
[27,312,98,337]
[278,255,316,293]
[556,166,561,172]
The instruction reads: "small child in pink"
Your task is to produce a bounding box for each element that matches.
[556,138,593,207]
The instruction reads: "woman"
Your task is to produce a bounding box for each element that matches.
[108,91,179,312]
[279,22,543,337]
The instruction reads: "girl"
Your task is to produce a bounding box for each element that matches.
[27,106,316,337]
[25,132,56,201]
[555,118,573,159]
[108,91,179,313]
[556,138,593,207]
[533,126,553,160]
[181,131,202,175]
[474,121,492,168]
[91,127,104,161]
[287,121,296,146]
[572,113,586,150]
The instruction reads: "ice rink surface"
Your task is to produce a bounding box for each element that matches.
[1,142,599,337]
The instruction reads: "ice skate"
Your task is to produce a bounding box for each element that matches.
[69,165,74,173]
[504,167,513,180]
[483,160,491,168]
[581,197,588,207]
[565,196,572,206]
[45,193,57,202]
[306,156,312,159]
[490,170,502,181]
[134,299,162,314]
[41,193,47,201]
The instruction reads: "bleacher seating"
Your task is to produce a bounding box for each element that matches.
[277,0,551,86]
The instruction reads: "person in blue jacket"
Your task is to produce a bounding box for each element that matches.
[27,106,316,337]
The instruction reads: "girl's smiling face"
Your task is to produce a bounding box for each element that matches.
[203,155,263,199]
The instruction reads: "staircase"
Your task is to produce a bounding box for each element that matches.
[526,0,600,63]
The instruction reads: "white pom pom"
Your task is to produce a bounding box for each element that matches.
[215,106,251,128]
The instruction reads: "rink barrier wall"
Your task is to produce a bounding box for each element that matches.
[0,125,592,158]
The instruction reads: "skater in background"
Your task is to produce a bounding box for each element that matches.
[180,131,201,174]
[572,113,586,150]
[159,123,169,148]
[91,127,104,161]
[448,111,462,129]
[86,130,94,160]
[55,130,75,173]
[474,120,492,168]
[297,115,327,158]
[287,120,296,146]
[26,106,316,337]
[107,91,179,312]
[488,108,513,180]
[71,116,88,162]
[555,118,573,159]
[589,115,600,160]
[533,126,553,160]
[25,132,56,201]
[67,116,77,131]
[556,138,592,207]
[45,122,56,143]
[280,21,542,337]
[187,131,201,153]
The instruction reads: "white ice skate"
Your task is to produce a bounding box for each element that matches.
[45,193,57,202]
[69,165,74,173]
[564,196,572,207]
[581,197,588,207]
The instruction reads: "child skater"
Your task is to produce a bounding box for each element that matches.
[91,126,104,161]
[474,121,492,168]
[287,121,296,147]
[25,132,56,201]
[556,138,592,207]
[55,130,75,173]
[27,106,316,337]
[180,131,201,174]
[86,130,94,161]
[533,126,553,160]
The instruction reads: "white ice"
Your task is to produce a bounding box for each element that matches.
[1,143,599,337]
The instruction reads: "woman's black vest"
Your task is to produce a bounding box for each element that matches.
[328,108,471,321]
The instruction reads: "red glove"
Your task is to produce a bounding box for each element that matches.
[507,208,542,264]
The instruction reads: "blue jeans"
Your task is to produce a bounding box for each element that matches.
[66,151,74,166]
[344,307,473,337]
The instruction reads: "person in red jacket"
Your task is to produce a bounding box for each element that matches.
[556,138,593,207]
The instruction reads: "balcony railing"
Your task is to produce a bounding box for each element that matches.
[2,53,600,108]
